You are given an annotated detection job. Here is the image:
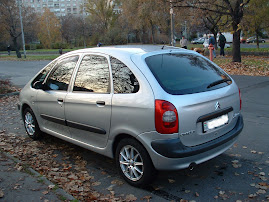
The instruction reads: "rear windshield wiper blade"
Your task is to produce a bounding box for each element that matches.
[207,78,232,89]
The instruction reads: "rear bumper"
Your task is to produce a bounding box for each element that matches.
[151,114,243,158]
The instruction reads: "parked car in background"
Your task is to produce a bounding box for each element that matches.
[191,37,205,44]
[246,37,266,43]
[19,45,243,187]
[240,37,246,43]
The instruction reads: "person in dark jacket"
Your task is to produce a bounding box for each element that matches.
[7,45,11,56]
[209,35,216,58]
[218,32,226,56]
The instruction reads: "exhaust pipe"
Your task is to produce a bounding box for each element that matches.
[189,162,196,171]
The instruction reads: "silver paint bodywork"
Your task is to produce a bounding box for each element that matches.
[19,45,242,170]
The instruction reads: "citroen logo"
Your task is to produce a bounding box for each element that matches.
[215,102,221,110]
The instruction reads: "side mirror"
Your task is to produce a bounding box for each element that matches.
[33,81,45,90]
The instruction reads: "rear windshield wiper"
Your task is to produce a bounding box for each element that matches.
[207,78,232,89]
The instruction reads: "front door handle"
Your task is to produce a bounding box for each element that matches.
[96,101,105,106]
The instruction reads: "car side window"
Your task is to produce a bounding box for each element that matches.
[31,60,57,87]
[73,55,110,93]
[110,56,139,94]
[46,56,78,91]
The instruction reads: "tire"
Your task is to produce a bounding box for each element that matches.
[23,107,42,140]
[115,138,156,187]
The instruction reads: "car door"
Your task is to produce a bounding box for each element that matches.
[64,54,112,148]
[36,55,79,137]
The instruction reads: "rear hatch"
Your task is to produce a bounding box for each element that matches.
[145,52,241,146]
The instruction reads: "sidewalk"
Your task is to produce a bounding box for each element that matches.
[0,151,75,202]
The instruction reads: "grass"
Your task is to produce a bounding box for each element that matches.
[241,47,269,52]
[0,55,58,61]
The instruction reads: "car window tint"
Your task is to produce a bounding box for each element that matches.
[46,56,78,91]
[73,55,110,93]
[31,60,56,87]
[110,57,139,94]
[145,53,230,95]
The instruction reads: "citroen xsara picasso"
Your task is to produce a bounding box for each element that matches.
[19,45,243,186]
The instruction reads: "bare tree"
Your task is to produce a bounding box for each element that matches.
[0,0,23,57]
[171,0,250,62]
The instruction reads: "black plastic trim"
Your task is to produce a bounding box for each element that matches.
[151,114,243,158]
[66,120,106,135]
[197,107,233,123]
[40,114,66,126]
[40,114,106,135]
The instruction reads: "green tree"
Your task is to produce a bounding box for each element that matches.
[242,0,269,48]
[38,8,61,49]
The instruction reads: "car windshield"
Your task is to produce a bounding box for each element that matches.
[145,53,231,95]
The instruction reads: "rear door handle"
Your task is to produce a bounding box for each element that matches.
[96,101,105,106]
[57,98,64,104]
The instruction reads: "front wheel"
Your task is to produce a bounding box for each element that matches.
[115,138,156,187]
[23,108,42,140]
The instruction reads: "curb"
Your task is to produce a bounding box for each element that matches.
[0,91,20,98]
[1,150,77,201]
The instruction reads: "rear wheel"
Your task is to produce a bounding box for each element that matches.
[23,107,42,140]
[115,138,156,187]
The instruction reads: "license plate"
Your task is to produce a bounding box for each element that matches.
[203,114,228,132]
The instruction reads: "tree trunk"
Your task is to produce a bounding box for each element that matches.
[256,32,260,49]
[150,22,155,44]
[213,33,218,50]
[12,37,21,58]
[232,29,241,62]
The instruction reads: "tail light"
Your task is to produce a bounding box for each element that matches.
[239,88,242,110]
[155,100,178,134]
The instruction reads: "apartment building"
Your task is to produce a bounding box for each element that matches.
[21,0,85,16]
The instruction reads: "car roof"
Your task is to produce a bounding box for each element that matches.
[64,45,187,57]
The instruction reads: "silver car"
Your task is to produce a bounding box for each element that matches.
[19,45,243,187]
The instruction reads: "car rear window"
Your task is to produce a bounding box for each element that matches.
[145,53,231,95]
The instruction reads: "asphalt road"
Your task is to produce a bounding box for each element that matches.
[0,61,269,201]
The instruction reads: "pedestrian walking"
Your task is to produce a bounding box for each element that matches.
[218,32,226,56]
[209,35,216,58]
[59,48,63,55]
[180,36,188,49]
[7,45,11,56]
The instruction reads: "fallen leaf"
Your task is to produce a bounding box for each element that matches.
[111,179,124,185]
[142,195,152,201]
[251,150,257,154]
[0,189,4,198]
[42,191,49,195]
[168,179,175,183]
[195,192,199,197]
[248,193,257,198]
[219,191,225,195]
[92,181,101,186]
[256,189,266,194]
[48,185,55,189]
[242,146,247,149]
[126,194,137,201]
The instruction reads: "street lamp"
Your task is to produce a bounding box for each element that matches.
[170,0,175,46]
[18,0,26,58]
